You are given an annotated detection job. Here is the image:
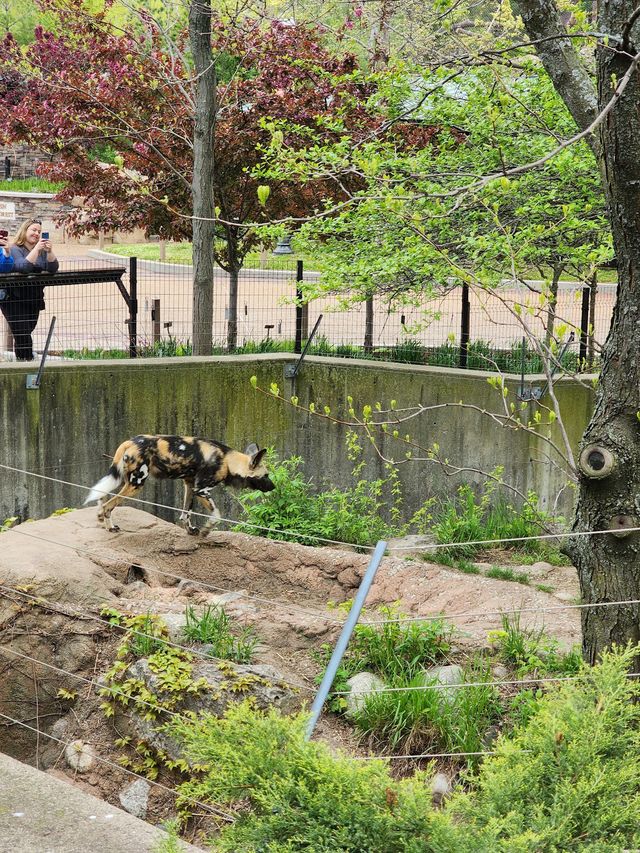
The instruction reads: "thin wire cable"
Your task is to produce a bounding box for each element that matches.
[3,645,193,722]
[0,584,315,695]
[7,580,640,700]
[0,709,233,820]
[352,749,497,761]
[5,517,640,632]
[4,460,640,556]
[361,596,640,626]
[0,463,377,551]
[3,524,346,628]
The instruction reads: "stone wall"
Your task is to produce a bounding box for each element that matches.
[0,354,593,524]
[0,144,54,179]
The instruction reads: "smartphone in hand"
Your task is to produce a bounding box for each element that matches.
[0,230,8,238]
[41,231,50,240]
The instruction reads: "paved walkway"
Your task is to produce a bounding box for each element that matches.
[0,752,205,853]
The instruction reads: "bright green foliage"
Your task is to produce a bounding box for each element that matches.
[169,702,436,852]
[340,605,452,683]
[234,454,415,547]
[432,479,559,559]
[352,661,500,759]
[489,614,583,677]
[182,604,258,664]
[440,646,640,852]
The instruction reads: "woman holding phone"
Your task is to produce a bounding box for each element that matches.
[4,219,58,360]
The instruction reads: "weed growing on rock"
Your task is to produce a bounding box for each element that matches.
[182,604,258,664]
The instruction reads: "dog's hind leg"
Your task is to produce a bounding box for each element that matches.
[194,488,221,536]
[100,483,143,532]
[178,480,198,535]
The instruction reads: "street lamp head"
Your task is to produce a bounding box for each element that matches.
[273,235,294,255]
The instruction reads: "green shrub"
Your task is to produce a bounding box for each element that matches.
[440,646,640,852]
[182,604,258,664]
[485,566,530,585]
[169,702,436,852]
[234,454,398,547]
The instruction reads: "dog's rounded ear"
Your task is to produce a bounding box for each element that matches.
[244,442,259,457]
[250,448,267,469]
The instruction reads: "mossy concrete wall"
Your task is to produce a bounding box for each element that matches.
[0,355,594,524]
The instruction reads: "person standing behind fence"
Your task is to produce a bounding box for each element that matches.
[4,219,58,361]
[0,231,14,273]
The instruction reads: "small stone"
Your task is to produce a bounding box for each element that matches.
[64,740,95,773]
[492,664,509,679]
[554,591,576,602]
[118,779,151,820]
[483,724,502,749]
[420,664,464,706]
[345,672,385,716]
[528,561,554,573]
[430,772,452,806]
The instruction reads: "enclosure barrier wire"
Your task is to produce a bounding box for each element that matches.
[5,623,640,765]
[4,461,640,554]
[0,583,315,696]
[0,708,233,820]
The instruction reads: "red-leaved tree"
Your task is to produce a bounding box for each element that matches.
[0,2,434,350]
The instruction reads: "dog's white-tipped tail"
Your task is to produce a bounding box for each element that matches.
[84,473,122,505]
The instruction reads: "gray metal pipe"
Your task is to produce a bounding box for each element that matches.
[305,539,387,740]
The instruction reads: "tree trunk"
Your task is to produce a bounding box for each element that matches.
[364,293,374,353]
[544,263,562,351]
[513,0,640,662]
[189,0,216,356]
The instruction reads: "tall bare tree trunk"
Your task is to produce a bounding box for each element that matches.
[544,263,563,351]
[189,0,216,355]
[514,0,640,663]
[588,269,597,368]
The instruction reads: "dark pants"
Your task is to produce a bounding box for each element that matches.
[1,302,41,361]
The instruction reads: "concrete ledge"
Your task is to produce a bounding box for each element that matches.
[0,752,205,852]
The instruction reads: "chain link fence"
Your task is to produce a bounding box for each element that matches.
[1,255,615,372]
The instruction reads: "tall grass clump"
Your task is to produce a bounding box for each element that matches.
[433,475,559,560]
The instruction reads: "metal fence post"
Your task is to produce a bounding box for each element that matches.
[128,256,138,358]
[579,283,590,366]
[305,540,387,740]
[152,298,161,345]
[459,283,470,368]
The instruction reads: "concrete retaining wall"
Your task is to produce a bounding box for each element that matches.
[0,354,594,524]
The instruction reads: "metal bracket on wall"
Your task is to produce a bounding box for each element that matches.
[284,314,323,380]
[26,316,56,390]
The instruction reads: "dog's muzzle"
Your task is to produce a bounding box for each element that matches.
[250,476,275,492]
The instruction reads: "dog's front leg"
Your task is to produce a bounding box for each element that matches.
[179,481,198,535]
[195,489,221,536]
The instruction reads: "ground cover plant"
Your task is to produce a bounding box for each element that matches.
[160,646,640,851]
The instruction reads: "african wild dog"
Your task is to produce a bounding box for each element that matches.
[85,434,274,534]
